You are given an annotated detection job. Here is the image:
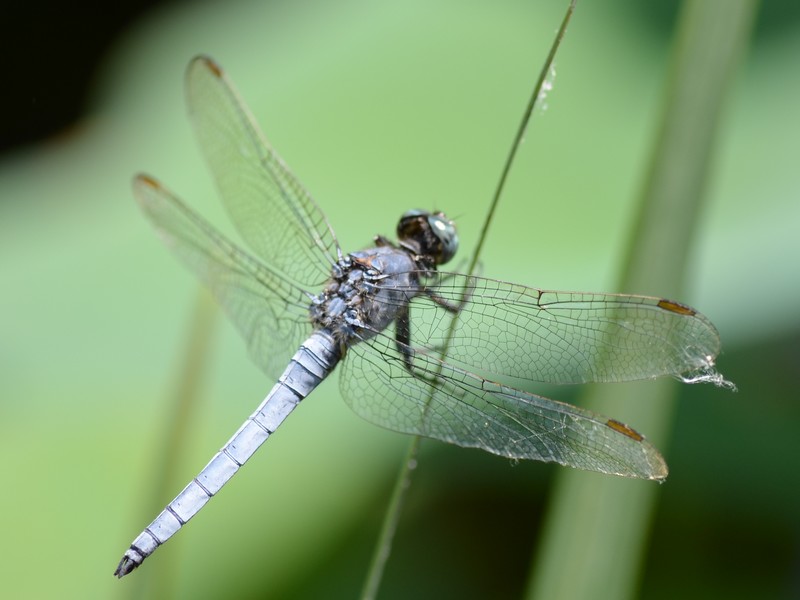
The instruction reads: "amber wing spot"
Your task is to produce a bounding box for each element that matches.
[657,298,696,316]
[202,56,224,78]
[135,174,161,190]
[606,419,645,442]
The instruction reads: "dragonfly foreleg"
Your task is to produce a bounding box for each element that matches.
[424,289,461,313]
[423,270,476,314]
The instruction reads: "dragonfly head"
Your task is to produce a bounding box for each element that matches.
[397,210,458,266]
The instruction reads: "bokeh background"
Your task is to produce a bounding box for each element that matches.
[1,1,798,598]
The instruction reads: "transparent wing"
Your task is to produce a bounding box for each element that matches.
[340,329,668,480]
[378,272,723,387]
[133,175,313,380]
[186,55,340,287]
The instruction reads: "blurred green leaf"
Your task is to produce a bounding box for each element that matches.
[527,1,759,599]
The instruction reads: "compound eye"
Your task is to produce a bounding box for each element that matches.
[396,210,458,265]
[427,213,458,265]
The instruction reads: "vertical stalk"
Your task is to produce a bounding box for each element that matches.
[360,3,578,599]
[526,2,758,598]
[125,290,217,600]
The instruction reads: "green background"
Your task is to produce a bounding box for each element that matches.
[1,1,797,598]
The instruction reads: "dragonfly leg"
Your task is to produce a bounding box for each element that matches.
[394,305,446,386]
[423,270,476,314]
[424,290,460,313]
[395,305,416,373]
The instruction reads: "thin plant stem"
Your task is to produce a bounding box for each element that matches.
[125,290,218,600]
[359,436,421,600]
[525,1,758,599]
[466,0,577,277]
[359,3,578,599]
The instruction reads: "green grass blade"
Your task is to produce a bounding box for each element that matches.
[525,1,759,599]
[124,291,218,599]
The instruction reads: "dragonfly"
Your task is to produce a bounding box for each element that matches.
[114,55,729,578]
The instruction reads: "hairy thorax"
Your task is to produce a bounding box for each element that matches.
[309,245,424,348]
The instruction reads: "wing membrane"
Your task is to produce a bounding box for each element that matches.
[185,56,339,287]
[377,272,721,386]
[340,329,668,480]
[133,175,312,380]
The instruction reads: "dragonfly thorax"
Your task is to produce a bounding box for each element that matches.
[310,245,426,348]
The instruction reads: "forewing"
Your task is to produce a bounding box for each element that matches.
[339,329,668,480]
[394,273,722,386]
[185,56,339,287]
[134,175,312,380]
